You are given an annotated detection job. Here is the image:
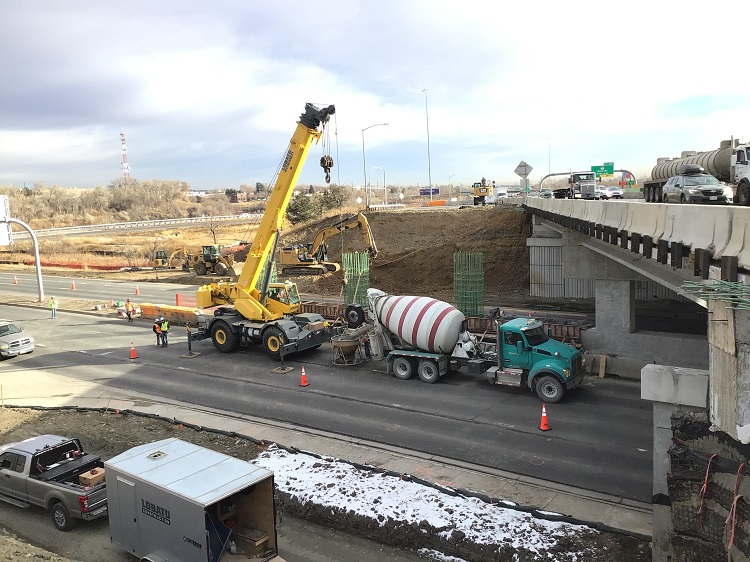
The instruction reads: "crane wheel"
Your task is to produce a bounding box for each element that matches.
[345,304,365,329]
[211,320,239,353]
[214,262,228,276]
[262,327,287,360]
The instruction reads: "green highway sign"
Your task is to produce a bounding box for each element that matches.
[591,162,615,177]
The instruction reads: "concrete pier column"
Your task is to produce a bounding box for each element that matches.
[595,279,635,334]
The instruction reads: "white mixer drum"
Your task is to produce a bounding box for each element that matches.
[373,294,465,353]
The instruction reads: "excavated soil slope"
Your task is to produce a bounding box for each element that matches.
[281,206,531,303]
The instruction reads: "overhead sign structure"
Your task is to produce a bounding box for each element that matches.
[419,187,439,196]
[0,195,11,246]
[514,161,533,178]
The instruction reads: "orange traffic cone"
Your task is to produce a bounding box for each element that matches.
[299,365,309,387]
[539,404,550,431]
[13,276,17,285]
[129,342,138,360]
[71,281,76,290]
[135,286,140,296]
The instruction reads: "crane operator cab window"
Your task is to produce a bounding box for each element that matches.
[267,285,300,306]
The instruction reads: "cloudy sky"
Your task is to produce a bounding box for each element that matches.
[1,1,747,191]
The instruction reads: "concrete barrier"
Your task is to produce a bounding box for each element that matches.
[717,211,748,259]
[599,202,628,230]
[627,204,665,240]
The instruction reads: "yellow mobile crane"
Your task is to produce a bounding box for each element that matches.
[277,212,378,276]
[193,102,336,359]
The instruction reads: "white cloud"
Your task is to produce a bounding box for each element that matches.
[0,0,747,188]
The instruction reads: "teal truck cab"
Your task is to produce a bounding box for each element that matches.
[486,318,586,402]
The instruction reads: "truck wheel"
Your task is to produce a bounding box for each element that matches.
[194,262,208,276]
[392,357,413,380]
[535,375,564,403]
[51,502,75,532]
[646,186,653,202]
[345,304,365,329]
[417,360,439,384]
[211,320,239,353]
[214,262,228,276]
[262,327,287,360]
[739,183,750,206]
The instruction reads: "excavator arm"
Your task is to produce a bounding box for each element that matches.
[309,213,378,260]
[196,103,336,320]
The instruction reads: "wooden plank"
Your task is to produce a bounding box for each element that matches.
[598,355,606,379]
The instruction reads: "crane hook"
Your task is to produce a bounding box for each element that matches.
[320,155,334,184]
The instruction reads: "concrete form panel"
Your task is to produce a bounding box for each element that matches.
[563,278,595,298]
[709,345,738,440]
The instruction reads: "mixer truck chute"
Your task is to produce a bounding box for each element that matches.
[348,289,587,402]
[192,102,336,359]
[642,139,750,205]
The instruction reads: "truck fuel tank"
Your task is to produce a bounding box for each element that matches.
[368,289,465,353]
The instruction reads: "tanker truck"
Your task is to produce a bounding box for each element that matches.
[344,289,587,403]
[642,139,750,205]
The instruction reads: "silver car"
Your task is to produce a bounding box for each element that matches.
[0,320,35,358]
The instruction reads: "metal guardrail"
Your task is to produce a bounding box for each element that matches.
[11,214,263,239]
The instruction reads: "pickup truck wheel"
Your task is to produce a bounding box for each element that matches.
[392,357,413,380]
[51,502,75,531]
[211,320,239,353]
[417,360,439,384]
[262,327,287,360]
[662,193,669,203]
[535,375,564,403]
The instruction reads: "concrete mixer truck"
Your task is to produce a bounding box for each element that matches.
[345,289,587,403]
[642,139,750,205]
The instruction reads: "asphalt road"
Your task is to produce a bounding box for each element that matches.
[0,271,195,305]
[1,303,653,502]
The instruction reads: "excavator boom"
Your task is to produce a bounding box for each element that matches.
[278,212,377,276]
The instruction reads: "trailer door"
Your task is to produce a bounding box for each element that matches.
[116,477,140,555]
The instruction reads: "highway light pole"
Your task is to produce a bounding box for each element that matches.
[422,89,433,201]
[449,173,457,200]
[362,123,388,207]
[547,138,551,175]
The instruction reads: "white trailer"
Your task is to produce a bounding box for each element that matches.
[105,438,284,562]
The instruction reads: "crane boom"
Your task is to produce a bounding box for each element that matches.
[196,103,335,325]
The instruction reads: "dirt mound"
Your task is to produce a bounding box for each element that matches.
[281,207,531,302]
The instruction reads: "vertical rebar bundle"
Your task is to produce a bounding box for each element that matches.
[454,252,484,317]
[343,252,370,306]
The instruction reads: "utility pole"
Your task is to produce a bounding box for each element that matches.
[422,89,433,201]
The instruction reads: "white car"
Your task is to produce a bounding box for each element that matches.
[594,187,609,200]
[0,320,34,358]
[606,186,624,199]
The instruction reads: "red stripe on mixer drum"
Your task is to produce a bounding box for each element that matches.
[428,307,453,351]
[384,296,407,328]
[410,299,440,347]
[397,297,422,340]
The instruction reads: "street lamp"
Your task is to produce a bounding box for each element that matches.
[372,166,386,204]
[362,123,388,207]
[422,89,433,201]
[449,173,458,200]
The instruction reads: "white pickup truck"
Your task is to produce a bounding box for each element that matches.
[0,434,108,531]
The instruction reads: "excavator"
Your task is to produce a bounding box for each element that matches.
[277,212,378,276]
[152,248,191,270]
[193,102,336,359]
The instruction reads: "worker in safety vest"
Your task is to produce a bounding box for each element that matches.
[160,318,170,347]
[124,299,135,323]
[152,318,163,346]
